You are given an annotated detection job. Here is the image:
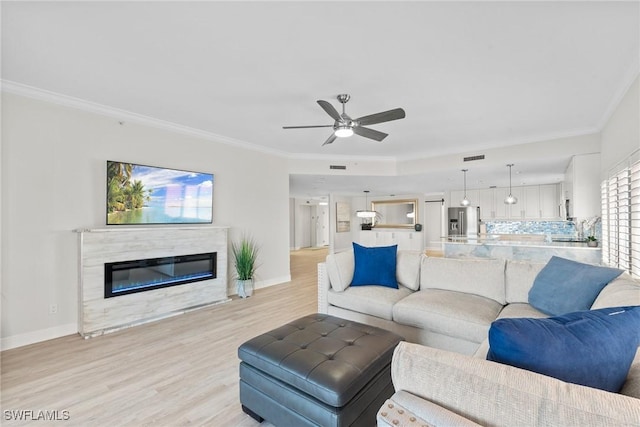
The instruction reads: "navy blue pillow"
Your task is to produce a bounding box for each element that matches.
[528,256,623,316]
[351,243,398,289]
[487,306,640,392]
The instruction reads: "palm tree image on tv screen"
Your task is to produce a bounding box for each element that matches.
[106,161,214,225]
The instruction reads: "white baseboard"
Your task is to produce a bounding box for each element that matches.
[229,275,292,296]
[1,323,78,351]
[2,275,293,349]
[254,275,292,290]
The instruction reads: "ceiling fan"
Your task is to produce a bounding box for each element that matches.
[283,94,406,146]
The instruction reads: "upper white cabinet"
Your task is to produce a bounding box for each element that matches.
[522,186,540,219]
[564,154,601,220]
[494,187,512,219]
[450,184,561,220]
[539,184,560,219]
[478,188,496,220]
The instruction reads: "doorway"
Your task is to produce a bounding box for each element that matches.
[293,200,329,249]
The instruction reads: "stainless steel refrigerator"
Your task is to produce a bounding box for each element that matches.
[448,207,480,238]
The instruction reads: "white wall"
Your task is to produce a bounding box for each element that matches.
[1,93,291,349]
[601,75,640,175]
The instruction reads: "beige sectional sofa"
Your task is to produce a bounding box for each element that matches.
[317,250,640,426]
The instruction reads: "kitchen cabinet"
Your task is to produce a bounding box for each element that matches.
[478,188,496,220]
[358,230,376,247]
[564,154,601,220]
[495,187,524,219]
[357,230,423,251]
[522,186,540,219]
[539,184,560,219]
[453,184,561,220]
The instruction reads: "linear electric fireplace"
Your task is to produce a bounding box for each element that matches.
[104,252,216,298]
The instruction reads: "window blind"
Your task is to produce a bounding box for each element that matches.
[631,160,640,279]
[602,155,640,279]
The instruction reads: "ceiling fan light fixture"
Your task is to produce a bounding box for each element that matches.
[283,94,405,146]
[334,126,354,138]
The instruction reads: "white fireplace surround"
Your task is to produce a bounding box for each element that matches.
[77,226,229,337]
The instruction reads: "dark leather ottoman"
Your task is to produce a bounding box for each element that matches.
[238,313,403,426]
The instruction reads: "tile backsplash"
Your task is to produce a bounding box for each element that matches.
[485,220,576,236]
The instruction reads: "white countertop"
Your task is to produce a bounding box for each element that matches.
[443,237,599,250]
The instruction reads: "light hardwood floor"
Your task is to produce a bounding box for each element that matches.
[1,248,328,426]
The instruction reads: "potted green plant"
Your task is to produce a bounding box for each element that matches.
[232,236,259,298]
[587,236,598,247]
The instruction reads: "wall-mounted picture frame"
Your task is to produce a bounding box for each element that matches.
[336,202,351,233]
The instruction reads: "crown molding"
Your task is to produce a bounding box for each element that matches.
[1,80,288,157]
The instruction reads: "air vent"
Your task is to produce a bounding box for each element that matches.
[330,165,347,170]
[463,155,485,162]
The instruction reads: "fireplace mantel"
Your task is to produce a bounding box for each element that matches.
[76,226,229,337]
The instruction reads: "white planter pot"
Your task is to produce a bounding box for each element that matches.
[236,279,254,298]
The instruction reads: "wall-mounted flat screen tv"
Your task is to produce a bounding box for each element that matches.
[107,161,213,225]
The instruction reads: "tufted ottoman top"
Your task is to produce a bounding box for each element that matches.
[238,313,403,407]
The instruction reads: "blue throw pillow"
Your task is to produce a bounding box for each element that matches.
[487,306,640,392]
[351,243,398,289]
[528,256,623,316]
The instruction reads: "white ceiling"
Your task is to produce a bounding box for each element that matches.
[2,1,638,198]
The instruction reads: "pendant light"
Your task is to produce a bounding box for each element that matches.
[460,169,470,206]
[356,190,377,218]
[504,164,518,205]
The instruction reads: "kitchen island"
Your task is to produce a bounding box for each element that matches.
[443,237,602,264]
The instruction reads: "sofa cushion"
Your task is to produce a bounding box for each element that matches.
[351,243,398,289]
[487,306,640,392]
[328,285,414,321]
[528,256,623,316]
[325,250,354,292]
[496,303,547,320]
[393,289,503,344]
[392,342,640,427]
[420,257,506,304]
[621,348,640,399]
[396,251,423,291]
[591,272,640,309]
[474,304,548,359]
[504,260,546,303]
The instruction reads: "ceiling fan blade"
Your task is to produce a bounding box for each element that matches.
[283,125,334,129]
[317,100,342,122]
[322,133,337,146]
[353,126,388,142]
[356,108,406,126]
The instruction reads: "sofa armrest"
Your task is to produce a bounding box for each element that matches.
[378,392,482,427]
[391,342,640,426]
[318,262,329,313]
